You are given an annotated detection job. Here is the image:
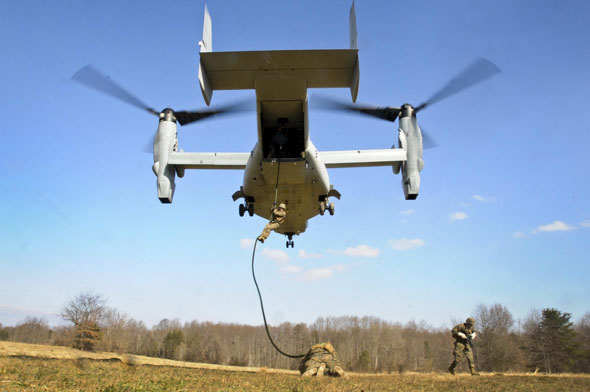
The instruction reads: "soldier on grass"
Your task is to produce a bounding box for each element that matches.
[448,317,479,376]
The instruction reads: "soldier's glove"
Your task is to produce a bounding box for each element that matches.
[458,332,467,339]
[469,332,476,340]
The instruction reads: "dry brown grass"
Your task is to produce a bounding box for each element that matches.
[0,341,296,374]
[2,341,590,391]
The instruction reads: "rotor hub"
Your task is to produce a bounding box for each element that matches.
[400,103,415,118]
[159,108,176,123]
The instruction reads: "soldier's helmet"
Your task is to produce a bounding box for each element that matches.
[465,317,475,326]
[278,203,286,210]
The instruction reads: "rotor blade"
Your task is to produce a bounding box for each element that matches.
[175,99,252,126]
[71,65,159,116]
[175,109,222,126]
[142,135,154,154]
[313,95,401,122]
[420,127,438,149]
[415,57,501,112]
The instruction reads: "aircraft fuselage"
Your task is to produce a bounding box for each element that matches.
[242,90,331,235]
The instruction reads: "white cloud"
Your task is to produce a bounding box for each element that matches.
[513,231,526,239]
[280,264,303,274]
[400,209,415,216]
[330,264,348,273]
[473,194,494,202]
[303,268,334,281]
[298,250,322,260]
[261,248,290,263]
[273,261,355,282]
[389,238,425,250]
[580,220,590,228]
[449,211,468,221]
[301,265,348,281]
[240,238,254,249]
[534,220,575,233]
[342,245,380,258]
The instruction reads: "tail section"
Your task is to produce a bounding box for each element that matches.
[198,3,213,105]
[198,2,359,105]
[349,1,357,50]
[199,3,212,53]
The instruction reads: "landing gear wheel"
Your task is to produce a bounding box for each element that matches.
[247,203,254,216]
[239,204,245,217]
[319,203,325,216]
[286,240,294,248]
[328,202,335,216]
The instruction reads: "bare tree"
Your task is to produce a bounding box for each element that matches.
[61,292,107,325]
[475,303,521,372]
[98,308,141,353]
[60,292,107,351]
[0,323,7,341]
[9,317,52,344]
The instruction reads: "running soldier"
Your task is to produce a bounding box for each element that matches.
[448,317,479,376]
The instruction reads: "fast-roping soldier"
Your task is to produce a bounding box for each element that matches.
[257,203,287,243]
[448,317,479,376]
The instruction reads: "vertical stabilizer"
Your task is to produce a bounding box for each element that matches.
[349,1,359,102]
[199,3,212,53]
[349,1,357,50]
[198,4,213,105]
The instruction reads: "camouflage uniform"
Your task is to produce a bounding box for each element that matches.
[258,204,286,243]
[448,317,479,375]
[299,342,345,377]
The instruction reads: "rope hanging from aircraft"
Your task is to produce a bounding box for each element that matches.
[252,147,305,359]
[251,238,305,359]
[272,146,282,209]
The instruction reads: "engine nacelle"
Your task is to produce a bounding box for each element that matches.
[153,113,178,203]
[398,112,423,200]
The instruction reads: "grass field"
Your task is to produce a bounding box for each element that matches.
[2,342,590,391]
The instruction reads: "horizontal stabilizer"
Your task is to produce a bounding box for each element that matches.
[319,149,406,168]
[199,49,359,102]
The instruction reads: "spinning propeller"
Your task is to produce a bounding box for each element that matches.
[315,57,501,135]
[71,65,248,126]
[316,57,500,200]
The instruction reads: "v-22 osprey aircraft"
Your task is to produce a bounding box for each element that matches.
[72,3,500,247]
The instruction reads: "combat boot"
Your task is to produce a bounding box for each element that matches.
[448,362,456,375]
[470,367,480,376]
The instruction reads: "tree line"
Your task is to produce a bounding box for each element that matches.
[1,294,589,373]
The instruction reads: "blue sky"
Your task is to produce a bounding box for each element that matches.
[1,0,589,329]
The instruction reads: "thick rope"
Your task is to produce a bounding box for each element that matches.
[272,146,282,210]
[252,145,304,359]
[251,238,305,359]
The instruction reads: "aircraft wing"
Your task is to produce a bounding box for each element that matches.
[168,152,250,170]
[319,149,406,168]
